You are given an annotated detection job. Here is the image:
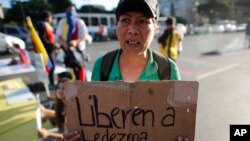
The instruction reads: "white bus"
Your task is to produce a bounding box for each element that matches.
[53,13,116,41]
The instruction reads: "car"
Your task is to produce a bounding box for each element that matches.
[107,26,117,40]
[0,32,25,54]
[209,24,225,33]
[0,26,32,49]
[236,23,247,32]
[223,24,237,32]
[190,25,210,35]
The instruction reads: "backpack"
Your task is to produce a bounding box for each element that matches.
[64,47,82,68]
[158,28,173,47]
[100,49,171,81]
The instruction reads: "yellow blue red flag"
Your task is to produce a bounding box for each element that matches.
[26,16,53,73]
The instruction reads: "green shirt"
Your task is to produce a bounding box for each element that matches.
[91,49,181,81]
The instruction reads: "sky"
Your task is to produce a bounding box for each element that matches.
[72,0,119,10]
[0,0,119,10]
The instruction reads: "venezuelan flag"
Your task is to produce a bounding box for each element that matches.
[26,16,53,73]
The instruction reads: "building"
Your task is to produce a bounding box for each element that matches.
[219,0,250,21]
[158,0,207,24]
[230,0,250,20]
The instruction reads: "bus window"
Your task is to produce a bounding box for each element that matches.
[100,17,108,26]
[56,17,62,24]
[82,17,89,26]
[110,18,116,26]
[91,17,99,26]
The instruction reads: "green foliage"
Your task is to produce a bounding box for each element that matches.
[2,0,114,27]
[78,5,115,14]
[5,0,52,27]
[78,5,106,13]
[176,17,187,25]
[198,0,234,23]
[3,0,71,27]
[50,0,71,13]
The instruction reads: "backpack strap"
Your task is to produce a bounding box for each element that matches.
[152,51,171,80]
[100,49,171,81]
[158,29,172,47]
[167,29,173,57]
[101,49,119,81]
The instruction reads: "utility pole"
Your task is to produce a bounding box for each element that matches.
[194,0,200,25]
[19,0,26,28]
[170,0,175,17]
[0,4,4,19]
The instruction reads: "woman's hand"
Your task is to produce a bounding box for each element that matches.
[38,128,49,138]
[63,131,81,141]
[39,105,46,113]
[176,136,189,141]
[69,40,78,48]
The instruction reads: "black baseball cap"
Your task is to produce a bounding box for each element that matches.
[115,0,159,21]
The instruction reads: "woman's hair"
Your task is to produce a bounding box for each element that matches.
[55,77,70,132]
[41,10,52,21]
[165,17,175,26]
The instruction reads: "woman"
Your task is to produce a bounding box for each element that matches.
[37,10,60,86]
[91,0,180,82]
[64,0,186,140]
[38,78,70,140]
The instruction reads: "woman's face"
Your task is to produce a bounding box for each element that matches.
[116,12,158,55]
[56,82,66,104]
[48,15,53,24]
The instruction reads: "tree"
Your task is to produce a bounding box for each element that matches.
[3,0,72,27]
[49,0,71,13]
[6,0,52,27]
[198,0,234,23]
[78,5,107,13]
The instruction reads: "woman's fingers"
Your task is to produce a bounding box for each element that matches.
[176,136,189,141]
[177,136,183,141]
[63,131,80,141]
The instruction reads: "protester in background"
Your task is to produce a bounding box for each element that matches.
[56,2,89,81]
[38,78,70,140]
[63,0,187,140]
[176,23,187,54]
[37,10,60,87]
[94,24,108,41]
[158,17,181,61]
[245,20,250,48]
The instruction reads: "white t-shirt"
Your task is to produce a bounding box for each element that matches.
[55,18,88,51]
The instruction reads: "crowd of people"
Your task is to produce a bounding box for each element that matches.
[37,2,90,87]
[35,2,90,141]
[33,0,194,140]
[35,0,189,141]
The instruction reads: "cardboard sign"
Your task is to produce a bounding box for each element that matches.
[65,81,199,141]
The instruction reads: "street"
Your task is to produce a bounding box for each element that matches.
[1,31,250,141]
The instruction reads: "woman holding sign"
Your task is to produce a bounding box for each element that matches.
[64,0,186,140]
